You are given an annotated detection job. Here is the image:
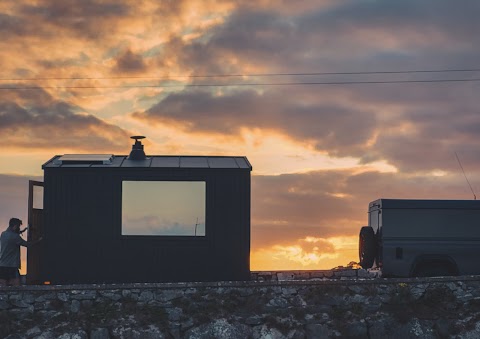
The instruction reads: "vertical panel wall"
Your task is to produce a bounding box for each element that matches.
[41,164,251,284]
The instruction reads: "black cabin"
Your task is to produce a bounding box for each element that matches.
[27,137,252,284]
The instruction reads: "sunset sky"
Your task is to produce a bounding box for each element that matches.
[1,0,480,273]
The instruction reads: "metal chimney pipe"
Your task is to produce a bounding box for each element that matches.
[128,136,146,160]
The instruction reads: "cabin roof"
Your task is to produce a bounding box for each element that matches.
[42,155,252,170]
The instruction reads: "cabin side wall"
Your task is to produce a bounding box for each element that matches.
[41,167,250,284]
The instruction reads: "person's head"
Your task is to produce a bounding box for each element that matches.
[9,218,22,233]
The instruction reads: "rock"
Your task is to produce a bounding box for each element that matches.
[318,296,342,307]
[309,272,325,279]
[57,293,68,302]
[239,288,254,297]
[57,330,88,339]
[281,287,297,296]
[287,329,306,339]
[23,294,36,304]
[434,319,452,337]
[70,300,81,313]
[0,300,10,310]
[26,326,42,338]
[368,317,394,338]
[33,330,55,339]
[268,297,289,308]
[291,295,307,307]
[185,288,197,295]
[101,292,122,302]
[322,270,334,278]
[81,300,93,309]
[70,290,97,300]
[9,294,22,301]
[461,321,480,339]
[410,285,427,300]
[90,328,110,339]
[350,294,367,303]
[305,324,330,338]
[277,272,295,281]
[357,269,373,278]
[304,314,315,323]
[9,305,34,320]
[111,327,139,339]
[10,299,32,308]
[138,326,165,339]
[181,317,195,330]
[5,335,23,339]
[245,316,263,326]
[155,290,183,302]
[139,291,154,302]
[405,318,435,338]
[344,321,368,338]
[185,318,252,339]
[347,285,364,294]
[296,272,311,280]
[364,302,381,313]
[333,269,357,278]
[166,307,183,322]
[41,292,58,300]
[308,304,332,313]
[252,325,286,339]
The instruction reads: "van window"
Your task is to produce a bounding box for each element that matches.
[369,210,380,232]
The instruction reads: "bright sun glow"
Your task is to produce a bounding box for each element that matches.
[251,235,358,270]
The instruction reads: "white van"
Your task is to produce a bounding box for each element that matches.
[359,199,480,277]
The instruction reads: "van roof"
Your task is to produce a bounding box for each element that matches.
[369,198,480,210]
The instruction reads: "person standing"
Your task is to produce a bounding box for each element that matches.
[0,218,40,286]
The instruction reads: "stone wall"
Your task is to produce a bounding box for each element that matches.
[1,274,480,338]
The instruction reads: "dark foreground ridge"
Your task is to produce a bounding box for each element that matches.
[1,272,480,338]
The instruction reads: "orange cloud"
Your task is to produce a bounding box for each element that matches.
[251,235,358,270]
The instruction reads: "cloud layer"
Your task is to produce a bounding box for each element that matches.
[1,0,480,269]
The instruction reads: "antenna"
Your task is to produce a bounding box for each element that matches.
[455,152,476,200]
[194,217,199,236]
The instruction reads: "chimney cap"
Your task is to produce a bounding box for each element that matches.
[128,135,147,160]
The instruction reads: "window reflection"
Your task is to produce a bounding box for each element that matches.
[122,181,206,236]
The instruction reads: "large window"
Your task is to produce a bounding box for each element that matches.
[122,181,206,236]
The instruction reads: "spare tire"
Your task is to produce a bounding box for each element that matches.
[359,226,376,269]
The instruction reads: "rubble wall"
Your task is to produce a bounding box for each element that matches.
[1,273,480,338]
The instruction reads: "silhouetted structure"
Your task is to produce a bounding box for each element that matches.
[27,137,252,284]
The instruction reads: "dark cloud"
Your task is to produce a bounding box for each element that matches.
[0,13,37,38]
[18,0,130,39]
[135,87,376,157]
[132,0,480,174]
[0,87,130,152]
[150,1,480,78]
[134,79,480,172]
[251,167,472,249]
[349,83,480,172]
[114,49,147,74]
[37,53,90,70]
